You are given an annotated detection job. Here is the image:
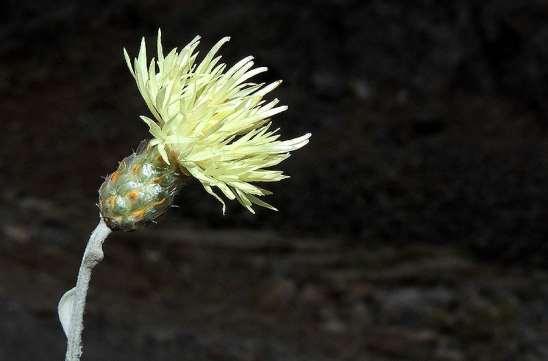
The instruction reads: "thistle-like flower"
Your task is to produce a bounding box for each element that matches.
[61,30,311,361]
[98,30,310,230]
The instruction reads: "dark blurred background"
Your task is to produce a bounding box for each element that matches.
[2,1,548,360]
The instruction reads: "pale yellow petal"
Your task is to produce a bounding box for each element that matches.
[123,31,310,213]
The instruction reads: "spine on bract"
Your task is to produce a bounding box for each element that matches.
[98,140,184,231]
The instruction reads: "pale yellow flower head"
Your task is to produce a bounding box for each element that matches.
[123,29,311,214]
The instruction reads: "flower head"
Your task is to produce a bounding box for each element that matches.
[123,29,310,213]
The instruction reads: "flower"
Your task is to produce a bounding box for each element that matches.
[123,29,311,214]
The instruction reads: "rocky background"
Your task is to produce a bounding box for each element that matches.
[2,1,548,360]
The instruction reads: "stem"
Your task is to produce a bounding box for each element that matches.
[65,218,112,361]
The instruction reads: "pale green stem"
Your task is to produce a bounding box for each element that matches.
[65,218,112,361]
